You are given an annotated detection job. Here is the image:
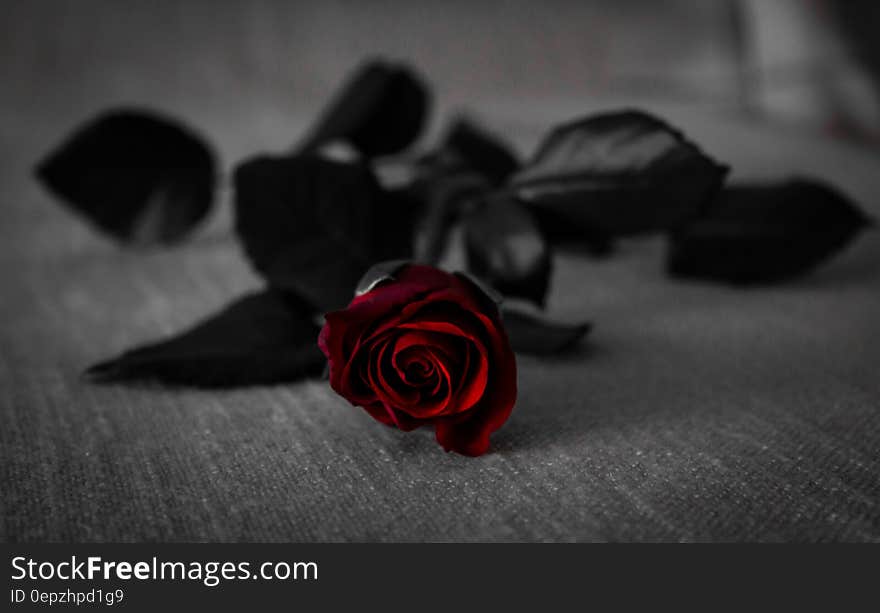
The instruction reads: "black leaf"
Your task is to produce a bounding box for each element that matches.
[411,170,491,265]
[234,154,413,312]
[441,118,521,185]
[510,109,728,237]
[36,108,216,245]
[299,59,430,157]
[667,178,872,283]
[463,195,553,306]
[83,290,325,387]
[502,306,592,355]
[453,271,503,305]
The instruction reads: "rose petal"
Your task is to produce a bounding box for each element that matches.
[434,311,516,456]
[318,263,517,456]
[361,401,421,432]
[393,345,436,386]
[368,336,420,409]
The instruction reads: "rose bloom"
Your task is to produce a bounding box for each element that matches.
[319,264,517,456]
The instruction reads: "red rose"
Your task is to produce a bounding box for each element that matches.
[319,264,517,456]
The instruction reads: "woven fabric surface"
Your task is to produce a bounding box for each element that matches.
[2,93,880,542]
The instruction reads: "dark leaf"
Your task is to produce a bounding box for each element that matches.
[234,154,413,312]
[441,118,521,185]
[502,306,592,355]
[355,259,411,296]
[411,170,490,265]
[36,108,216,245]
[83,290,325,387]
[510,109,728,238]
[667,178,872,283]
[463,195,553,306]
[453,271,503,305]
[299,59,430,157]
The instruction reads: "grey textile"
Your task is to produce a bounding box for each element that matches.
[3,98,880,541]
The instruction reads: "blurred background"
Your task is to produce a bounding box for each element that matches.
[3,0,880,144]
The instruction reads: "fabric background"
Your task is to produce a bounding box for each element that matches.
[2,0,879,541]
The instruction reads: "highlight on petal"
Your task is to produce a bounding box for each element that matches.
[355,259,412,297]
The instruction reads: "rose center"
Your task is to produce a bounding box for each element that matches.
[395,346,441,388]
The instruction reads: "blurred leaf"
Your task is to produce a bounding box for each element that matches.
[441,118,521,185]
[36,108,216,245]
[502,306,592,355]
[411,170,490,265]
[667,178,872,283]
[300,59,430,157]
[84,290,324,387]
[453,271,503,305]
[510,110,728,238]
[234,154,413,312]
[464,195,553,306]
